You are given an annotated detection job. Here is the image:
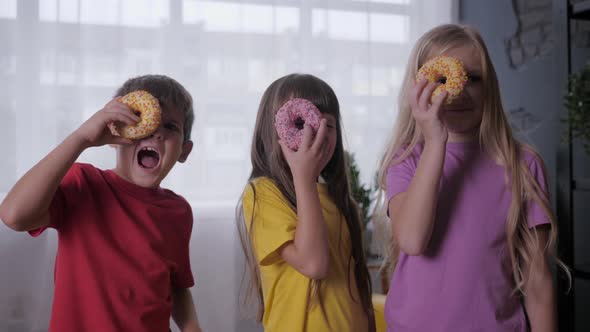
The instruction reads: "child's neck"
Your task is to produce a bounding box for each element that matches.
[447,130,479,143]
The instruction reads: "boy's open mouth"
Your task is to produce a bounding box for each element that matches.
[137,147,160,169]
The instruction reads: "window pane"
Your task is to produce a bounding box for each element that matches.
[40,0,57,21]
[80,0,118,25]
[183,1,298,34]
[370,13,409,43]
[60,0,79,23]
[121,0,170,27]
[276,7,299,33]
[312,9,368,41]
[183,1,240,31]
[0,0,17,19]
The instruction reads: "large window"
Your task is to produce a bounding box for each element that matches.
[0,2,455,330]
[0,0,455,207]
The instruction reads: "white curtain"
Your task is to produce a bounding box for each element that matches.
[0,1,455,331]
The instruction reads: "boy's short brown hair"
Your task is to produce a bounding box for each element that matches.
[115,75,194,141]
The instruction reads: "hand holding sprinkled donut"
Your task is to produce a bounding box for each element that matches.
[111,90,162,140]
[73,97,140,148]
[409,78,449,144]
[416,56,468,104]
[410,55,468,144]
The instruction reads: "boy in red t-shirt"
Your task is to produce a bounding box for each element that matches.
[0,75,201,332]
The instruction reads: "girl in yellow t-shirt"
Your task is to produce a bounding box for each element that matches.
[237,73,376,332]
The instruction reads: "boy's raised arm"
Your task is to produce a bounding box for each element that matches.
[0,98,138,231]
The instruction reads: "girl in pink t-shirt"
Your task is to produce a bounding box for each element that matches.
[375,24,569,332]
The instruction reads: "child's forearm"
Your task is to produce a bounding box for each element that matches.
[172,287,201,332]
[0,133,88,231]
[524,228,557,332]
[287,176,330,279]
[525,268,556,332]
[390,141,445,255]
[275,120,331,279]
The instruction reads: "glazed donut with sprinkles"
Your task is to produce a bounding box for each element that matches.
[110,90,162,140]
[416,55,468,104]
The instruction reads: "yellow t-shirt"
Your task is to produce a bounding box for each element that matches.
[242,177,368,332]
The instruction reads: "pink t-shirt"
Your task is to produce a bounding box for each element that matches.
[30,163,194,332]
[385,142,550,332]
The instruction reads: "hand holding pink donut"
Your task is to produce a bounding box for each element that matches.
[274,98,322,150]
[278,116,331,183]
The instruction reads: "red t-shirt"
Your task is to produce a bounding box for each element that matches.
[30,163,194,332]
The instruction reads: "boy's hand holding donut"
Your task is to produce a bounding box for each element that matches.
[73,97,139,148]
[409,79,448,145]
[279,118,330,184]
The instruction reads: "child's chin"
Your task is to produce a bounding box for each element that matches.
[444,120,480,135]
[131,169,162,188]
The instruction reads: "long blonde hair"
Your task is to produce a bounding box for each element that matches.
[375,24,569,294]
[237,73,375,331]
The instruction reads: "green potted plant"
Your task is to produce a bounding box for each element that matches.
[564,63,590,154]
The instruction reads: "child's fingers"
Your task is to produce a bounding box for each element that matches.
[104,98,134,116]
[431,90,448,117]
[112,113,138,126]
[106,101,134,115]
[409,79,427,110]
[104,97,125,110]
[418,82,437,111]
[118,109,140,123]
[106,111,138,126]
[107,106,140,122]
[300,123,315,150]
[111,103,133,116]
[311,119,328,152]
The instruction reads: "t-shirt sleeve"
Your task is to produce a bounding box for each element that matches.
[242,179,297,266]
[171,201,195,288]
[526,154,552,229]
[29,163,87,237]
[386,148,418,204]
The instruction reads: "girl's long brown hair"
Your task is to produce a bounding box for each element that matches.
[375,24,570,294]
[236,73,375,331]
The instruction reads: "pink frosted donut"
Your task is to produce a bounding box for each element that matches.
[275,98,322,150]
